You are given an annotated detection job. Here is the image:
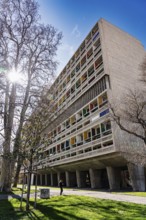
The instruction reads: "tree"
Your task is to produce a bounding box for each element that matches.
[19,92,56,210]
[110,57,146,165]
[0,0,62,192]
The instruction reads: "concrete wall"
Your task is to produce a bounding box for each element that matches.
[99,18,145,151]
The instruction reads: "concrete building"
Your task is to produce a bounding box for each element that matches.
[31,19,145,191]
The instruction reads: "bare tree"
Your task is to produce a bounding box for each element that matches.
[0,0,62,192]
[110,57,146,165]
[18,93,56,210]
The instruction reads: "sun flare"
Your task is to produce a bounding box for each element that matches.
[8,68,21,83]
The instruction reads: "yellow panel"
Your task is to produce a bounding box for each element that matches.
[71,137,75,145]
[98,96,102,105]
[84,131,87,140]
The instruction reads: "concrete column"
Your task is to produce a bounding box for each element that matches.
[50,173,53,186]
[128,163,145,191]
[57,172,61,186]
[89,169,101,189]
[76,170,81,188]
[40,174,43,186]
[45,174,48,186]
[65,171,70,187]
[106,166,121,190]
[37,174,40,185]
[31,173,34,185]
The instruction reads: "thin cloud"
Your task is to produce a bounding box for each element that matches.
[56,43,75,75]
[71,25,81,38]
[60,43,74,56]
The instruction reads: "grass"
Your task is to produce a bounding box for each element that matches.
[113,191,146,197]
[0,195,146,220]
[0,187,38,195]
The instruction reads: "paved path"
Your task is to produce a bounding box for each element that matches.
[1,188,146,205]
[60,189,146,205]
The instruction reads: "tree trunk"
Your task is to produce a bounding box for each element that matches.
[13,158,22,187]
[26,153,33,211]
[12,80,31,178]
[1,158,12,192]
[1,84,17,192]
[26,171,32,211]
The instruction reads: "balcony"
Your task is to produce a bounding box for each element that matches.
[38,143,115,168]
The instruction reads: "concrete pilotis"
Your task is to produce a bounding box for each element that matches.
[31,173,34,185]
[45,174,48,186]
[76,170,81,188]
[50,173,53,186]
[89,168,101,189]
[57,172,61,186]
[40,174,43,186]
[65,171,70,187]
[106,166,121,190]
[128,163,145,191]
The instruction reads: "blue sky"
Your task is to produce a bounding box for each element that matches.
[37,0,146,75]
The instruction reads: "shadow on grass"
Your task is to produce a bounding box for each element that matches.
[0,198,21,220]
[29,197,89,220]
[1,194,146,220]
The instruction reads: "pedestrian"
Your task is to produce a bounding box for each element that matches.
[59,179,63,195]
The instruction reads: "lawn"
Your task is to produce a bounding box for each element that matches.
[0,187,38,195]
[113,192,146,197]
[0,195,146,220]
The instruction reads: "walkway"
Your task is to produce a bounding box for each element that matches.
[1,188,146,205]
[59,189,146,205]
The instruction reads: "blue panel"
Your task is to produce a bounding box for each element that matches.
[100,109,109,117]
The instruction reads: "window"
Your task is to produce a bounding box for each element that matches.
[82,72,87,83]
[93,32,99,41]
[76,111,82,121]
[76,79,81,88]
[95,56,103,69]
[61,142,65,151]
[81,56,86,67]
[76,63,80,73]
[101,121,112,135]
[93,144,101,150]
[83,105,90,117]
[80,41,85,52]
[66,90,70,99]
[87,48,93,59]
[66,119,70,128]
[84,130,91,142]
[88,65,94,77]
[70,115,76,125]
[86,33,92,45]
[71,85,75,94]
[92,126,100,140]
[71,69,75,78]
[98,92,108,108]
[57,144,60,152]
[66,75,70,83]
[70,136,76,147]
[66,140,70,149]
[76,133,83,146]
[90,99,98,112]
[93,39,100,50]
[75,49,80,59]
[92,23,99,36]
[103,140,113,147]
[100,109,109,117]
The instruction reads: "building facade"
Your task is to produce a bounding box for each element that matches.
[30,19,145,191]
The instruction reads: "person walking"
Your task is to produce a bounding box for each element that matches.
[59,179,63,195]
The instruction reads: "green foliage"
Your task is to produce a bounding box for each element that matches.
[0,195,146,219]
